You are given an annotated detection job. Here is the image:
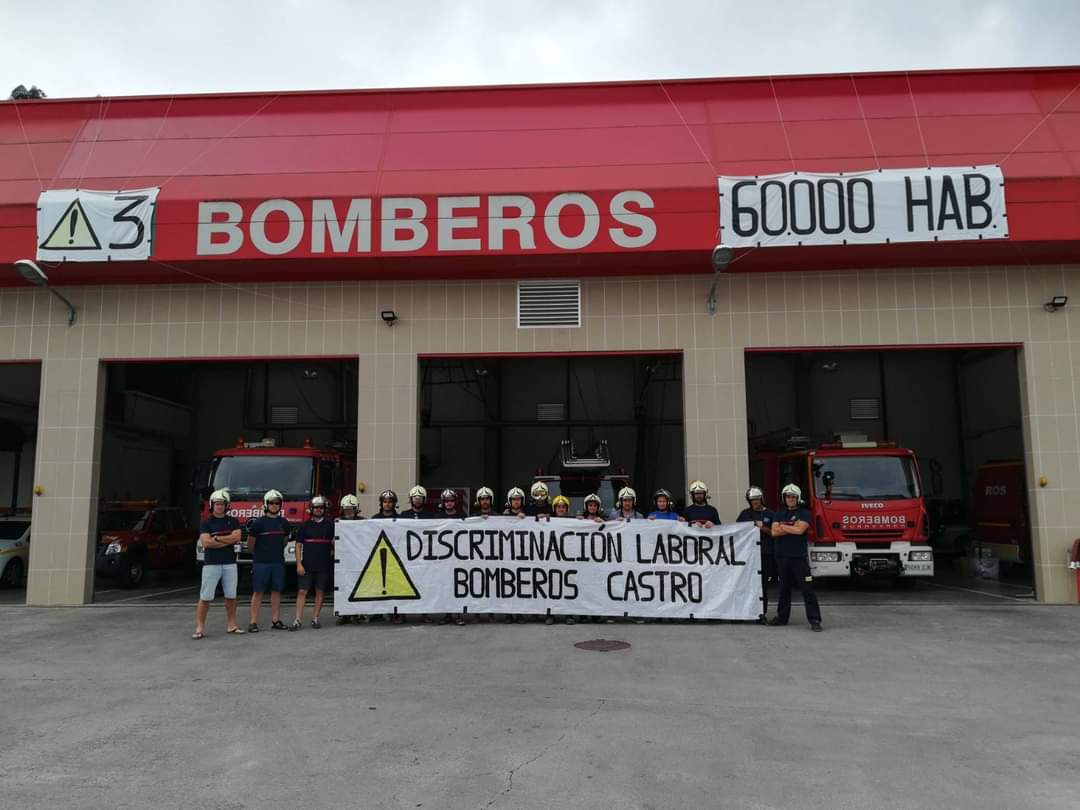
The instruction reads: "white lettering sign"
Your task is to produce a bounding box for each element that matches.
[718,166,1007,248]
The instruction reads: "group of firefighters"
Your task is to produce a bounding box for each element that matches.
[191,480,822,639]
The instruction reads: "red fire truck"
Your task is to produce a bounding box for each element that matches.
[752,432,934,581]
[969,461,1029,565]
[195,438,356,565]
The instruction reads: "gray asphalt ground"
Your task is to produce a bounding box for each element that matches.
[2,599,1078,810]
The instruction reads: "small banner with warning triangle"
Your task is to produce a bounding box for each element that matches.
[36,188,160,262]
[333,517,765,621]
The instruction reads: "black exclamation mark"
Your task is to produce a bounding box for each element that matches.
[379,547,388,595]
[68,207,78,244]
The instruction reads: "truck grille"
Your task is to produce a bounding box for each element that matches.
[843,530,903,542]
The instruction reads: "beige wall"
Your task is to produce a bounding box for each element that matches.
[3,265,1078,604]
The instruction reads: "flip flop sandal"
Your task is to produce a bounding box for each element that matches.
[226,627,246,634]
[191,632,205,640]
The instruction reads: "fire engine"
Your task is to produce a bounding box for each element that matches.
[752,431,934,581]
[970,461,1030,565]
[195,437,356,565]
[532,440,630,515]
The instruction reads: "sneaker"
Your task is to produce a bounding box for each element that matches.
[311,617,321,629]
[566,617,576,625]
[271,620,286,630]
[455,616,466,626]
[810,622,824,632]
[289,619,302,631]
[768,617,788,626]
[544,616,555,625]
[335,616,350,626]
[247,622,259,633]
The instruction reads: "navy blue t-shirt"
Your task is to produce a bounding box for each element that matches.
[297,518,335,572]
[399,509,430,519]
[200,515,240,565]
[684,504,721,525]
[526,500,551,517]
[247,515,290,564]
[737,507,774,556]
[771,507,812,558]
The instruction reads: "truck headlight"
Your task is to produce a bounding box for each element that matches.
[811,551,842,562]
[105,542,124,555]
[908,550,933,561]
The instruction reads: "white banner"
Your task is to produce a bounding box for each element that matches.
[334,517,762,620]
[718,166,1006,248]
[37,188,159,261]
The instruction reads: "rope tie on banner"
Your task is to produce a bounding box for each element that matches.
[850,74,882,171]
[768,77,797,173]
[11,100,44,192]
[997,77,1080,165]
[904,72,931,168]
[119,95,176,191]
[73,96,112,190]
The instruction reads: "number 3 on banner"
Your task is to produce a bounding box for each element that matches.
[109,195,149,251]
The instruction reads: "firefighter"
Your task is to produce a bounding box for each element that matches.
[192,488,243,639]
[683,480,721,527]
[247,489,290,633]
[526,482,552,517]
[292,495,334,630]
[335,494,364,626]
[769,483,823,632]
[647,488,683,521]
[439,488,467,518]
[400,486,432,519]
[737,485,774,623]
[551,495,571,517]
[474,486,497,517]
[503,487,527,518]
[371,490,399,519]
[579,493,605,523]
[608,487,642,520]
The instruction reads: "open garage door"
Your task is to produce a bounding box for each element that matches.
[93,358,357,604]
[418,353,684,514]
[745,346,1033,601]
[0,363,39,605]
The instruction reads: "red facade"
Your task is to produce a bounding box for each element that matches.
[1,67,1078,285]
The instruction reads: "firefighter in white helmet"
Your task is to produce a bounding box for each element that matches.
[738,485,775,622]
[526,481,552,518]
[439,488,467,519]
[579,493,605,523]
[647,488,683,521]
[401,486,431,519]
[503,487,527,518]
[247,489,291,633]
[608,486,642,520]
[193,488,243,639]
[335,493,364,626]
[292,495,333,631]
[770,483,823,632]
[684,480,721,527]
[474,486,497,517]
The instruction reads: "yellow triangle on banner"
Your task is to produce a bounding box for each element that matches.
[349,533,420,601]
[39,198,101,250]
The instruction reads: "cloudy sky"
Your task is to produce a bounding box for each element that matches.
[3,0,1077,98]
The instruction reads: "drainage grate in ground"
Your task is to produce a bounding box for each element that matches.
[574,639,631,652]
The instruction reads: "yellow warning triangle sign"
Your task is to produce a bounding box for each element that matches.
[39,198,101,250]
[349,533,421,601]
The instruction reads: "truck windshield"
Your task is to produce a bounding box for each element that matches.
[812,456,920,500]
[209,456,315,500]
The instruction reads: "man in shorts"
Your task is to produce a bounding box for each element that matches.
[192,489,243,639]
[292,495,334,630]
[247,488,290,632]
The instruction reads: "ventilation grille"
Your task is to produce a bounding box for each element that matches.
[517,281,581,328]
[849,398,881,420]
[271,406,299,425]
[537,403,566,422]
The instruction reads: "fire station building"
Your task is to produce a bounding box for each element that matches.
[1,65,1079,606]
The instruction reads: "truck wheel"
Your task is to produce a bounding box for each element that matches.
[1,558,24,588]
[122,559,146,588]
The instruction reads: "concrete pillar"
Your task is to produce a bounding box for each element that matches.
[25,358,105,606]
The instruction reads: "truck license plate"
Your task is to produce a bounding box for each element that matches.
[870,558,889,570]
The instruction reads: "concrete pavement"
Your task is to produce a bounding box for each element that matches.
[1,602,1078,809]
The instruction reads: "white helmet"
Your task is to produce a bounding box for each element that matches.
[584,493,602,506]
[263,489,283,508]
[530,481,549,499]
[340,494,360,510]
[745,486,765,504]
[311,494,330,509]
[617,486,637,503]
[476,486,494,501]
[408,485,427,501]
[689,480,709,497]
[507,487,525,501]
[210,488,231,505]
[441,488,458,502]
[781,483,802,502]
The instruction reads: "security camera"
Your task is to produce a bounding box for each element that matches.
[711,245,734,273]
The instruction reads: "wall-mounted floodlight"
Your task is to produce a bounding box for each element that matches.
[705,245,735,315]
[1044,295,1068,313]
[13,259,77,326]
[380,310,398,327]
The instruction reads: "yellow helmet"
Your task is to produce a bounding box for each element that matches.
[552,495,571,509]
